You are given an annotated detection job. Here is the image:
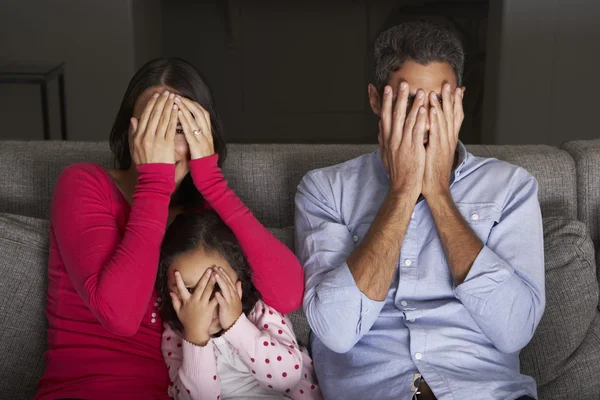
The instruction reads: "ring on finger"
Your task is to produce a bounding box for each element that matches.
[193,129,202,136]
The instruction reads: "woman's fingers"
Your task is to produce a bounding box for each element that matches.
[145,91,170,137]
[155,93,176,138]
[137,92,159,135]
[175,97,200,135]
[165,103,179,141]
[179,97,213,145]
[174,271,191,302]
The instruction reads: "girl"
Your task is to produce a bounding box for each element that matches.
[158,211,322,400]
[35,58,304,400]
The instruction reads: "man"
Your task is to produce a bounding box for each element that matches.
[295,21,545,400]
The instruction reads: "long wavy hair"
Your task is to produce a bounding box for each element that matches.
[157,210,261,333]
[109,57,227,211]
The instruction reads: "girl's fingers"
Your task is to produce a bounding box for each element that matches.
[215,291,226,308]
[235,281,243,300]
[214,272,232,302]
[137,92,159,135]
[195,268,215,302]
[170,292,182,314]
[174,271,191,302]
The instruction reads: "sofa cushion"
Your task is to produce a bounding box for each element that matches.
[520,217,600,399]
[0,213,49,400]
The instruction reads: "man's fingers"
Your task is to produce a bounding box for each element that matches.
[412,107,428,146]
[380,85,393,146]
[174,271,191,302]
[137,92,159,135]
[453,87,464,139]
[170,292,182,314]
[441,83,454,134]
[401,90,425,146]
[427,107,439,146]
[390,81,409,148]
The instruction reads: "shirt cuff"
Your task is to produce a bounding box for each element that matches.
[453,245,516,314]
[222,314,262,351]
[326,263,386,332]
[182,339,216,377]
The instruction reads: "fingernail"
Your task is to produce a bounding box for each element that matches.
[178,111,183,116]
[169,93,175,99]
[174,97,181,103]
[384,86,391,94]
[152,93,160,99]
[173,104,178,110]
[419,107,425,114]
[432,108,437,115]
[445,84,451,92]
[418,91,424,99]
[400,82,407,91]
[163,91,169,96]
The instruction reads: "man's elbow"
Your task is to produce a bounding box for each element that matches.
[316,330,359,354]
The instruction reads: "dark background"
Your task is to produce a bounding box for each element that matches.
[1,0,599,145]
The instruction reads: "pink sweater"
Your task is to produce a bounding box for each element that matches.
[162,300,322,400]
[35,155,304,400]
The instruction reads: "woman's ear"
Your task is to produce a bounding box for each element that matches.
[368,84,382,116]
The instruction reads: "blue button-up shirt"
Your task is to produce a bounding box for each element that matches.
[294,143,545,400]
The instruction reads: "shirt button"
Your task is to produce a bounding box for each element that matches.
[401,300,408,307]
[411,212,415,219]
[415,352,422,360]
[154,302,159,307]
[151,312,157,317]
[352,235,359,243]
[404,259,412,266]
[471,213,479,221]
[151,318,156,323]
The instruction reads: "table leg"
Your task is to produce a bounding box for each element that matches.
[58,72,67,140]
[40,82,50,140]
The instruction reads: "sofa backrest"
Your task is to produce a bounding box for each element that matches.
[0,141,578,227]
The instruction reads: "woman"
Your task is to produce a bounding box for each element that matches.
[35,58,304,400]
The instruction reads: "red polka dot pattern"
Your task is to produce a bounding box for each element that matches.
[264,324,269,329]
[265,358,270,364]
[213,375,217,380]
[277,356,282,361]
[282,372,287,377]
[267,374,272,379]
[295,365,300,369]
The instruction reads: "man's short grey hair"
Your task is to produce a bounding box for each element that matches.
[374,21,465,90]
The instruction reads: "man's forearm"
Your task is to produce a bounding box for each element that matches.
[347,191,415,301]
[427,191,483,284]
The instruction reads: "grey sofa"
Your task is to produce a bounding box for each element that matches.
[1,140,599,400]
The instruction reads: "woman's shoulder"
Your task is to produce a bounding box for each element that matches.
[54,162,115,198]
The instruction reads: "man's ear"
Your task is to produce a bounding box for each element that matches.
[368,84,382,116]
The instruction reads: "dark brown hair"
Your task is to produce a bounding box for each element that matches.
[157,210,261,333]
[109,57,227,210]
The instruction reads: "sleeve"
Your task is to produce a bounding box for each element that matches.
[189,155,304,314]
[162,324,221,400]
[51,163,175,336]
[222,301,304,393]
[454,173,546,353]
[294,172,385,354]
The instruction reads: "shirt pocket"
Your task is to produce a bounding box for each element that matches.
[454,202,501,244]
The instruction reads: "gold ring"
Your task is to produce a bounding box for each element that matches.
[193,129,202,136]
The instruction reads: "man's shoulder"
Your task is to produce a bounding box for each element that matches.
[300,151,379,188]
[466,153,535,183]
